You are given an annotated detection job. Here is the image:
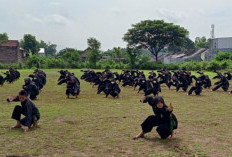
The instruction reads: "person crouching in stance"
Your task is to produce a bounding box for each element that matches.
[134,96,178,140]
[11,90,40,132]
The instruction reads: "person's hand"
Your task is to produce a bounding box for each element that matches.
[169,103,174,111]
[140,96,146,103]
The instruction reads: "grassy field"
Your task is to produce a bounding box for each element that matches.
[0,69,232,157]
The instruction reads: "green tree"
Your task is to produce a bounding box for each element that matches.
[57,48,80,68]
[112,47,123,63]
[123,20,189,62]
[87,38,101,68]
[126,47,140,68]
[195,37,210,49]
[0,33,9,45]
[168,37,195,52]
[20,34,39,55]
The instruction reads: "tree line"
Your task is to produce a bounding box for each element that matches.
[0,19,213,69]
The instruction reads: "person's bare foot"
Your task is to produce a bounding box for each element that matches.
[21,125,29,132]
[170,131,176,139]
[133,132,145,140]
[12,124,21,128]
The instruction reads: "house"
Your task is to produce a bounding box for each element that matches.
[38,48,45,57]
[0,40,25,64]
[163,48,208,64]
[80,47,91,62]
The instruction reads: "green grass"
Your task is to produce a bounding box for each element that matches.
[0,69,232,157]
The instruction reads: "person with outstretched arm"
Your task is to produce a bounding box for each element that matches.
[134,96,178,140]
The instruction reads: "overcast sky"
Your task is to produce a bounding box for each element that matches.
[0,0,232,51]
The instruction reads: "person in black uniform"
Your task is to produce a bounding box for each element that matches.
[23,78,40,100]
[66,74,80,98]
[134,96,178,140]
[0,74,5,86]
[187,77,203,96]
[167,75,179,91]
[212,71,229,92]
[11,90,40,132]
[203,75,211,89]
[97,76,110,94]
[145,78,160,96]
[104,78,121,98]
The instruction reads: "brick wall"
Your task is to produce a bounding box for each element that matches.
[0,46,19,64]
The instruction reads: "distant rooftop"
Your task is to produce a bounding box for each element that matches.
[38,48,45,54]
[0,40,19,47]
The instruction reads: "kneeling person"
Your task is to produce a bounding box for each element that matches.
[11,90,40,132]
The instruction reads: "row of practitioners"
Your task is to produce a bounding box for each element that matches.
[80,69,232,97]
[0,67,20,86]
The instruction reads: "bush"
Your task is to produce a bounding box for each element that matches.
[215,52,232,61]
[206,60,221,71]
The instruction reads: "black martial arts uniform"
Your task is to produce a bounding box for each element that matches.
[141,96,178,139]
[145,79,161,96]
[97,79,110,94]
[167,76,179,91]
[188,78,203,95]
[23,81,40,100]
[104,82,121,98]
[11,98,40,127]
[203,76,211,88]
[0,75,5,86]
[212,72,229,92]
[66,76,80,97]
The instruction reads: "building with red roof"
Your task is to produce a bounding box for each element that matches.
[0,40,26,64]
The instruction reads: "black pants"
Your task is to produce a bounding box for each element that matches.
[97,86,105,94]
[167,82,178,89]
[188,86,202,95]
[11,105,40,126]
[141,115,176,139]
[177,84,188,92]
[212,84,229,91]
[145,88,159,96]
[107,91,119,97]
[159,80,169,87]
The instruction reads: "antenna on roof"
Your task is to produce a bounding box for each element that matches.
[210,24,215,39]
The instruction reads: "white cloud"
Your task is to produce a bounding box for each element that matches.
[26,14,70,26]
[44,14,70,25]
[154,8,188,23]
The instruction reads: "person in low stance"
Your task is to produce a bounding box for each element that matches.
[134,96,178,140]
[11,90,40,132]
[104,78,121,98]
